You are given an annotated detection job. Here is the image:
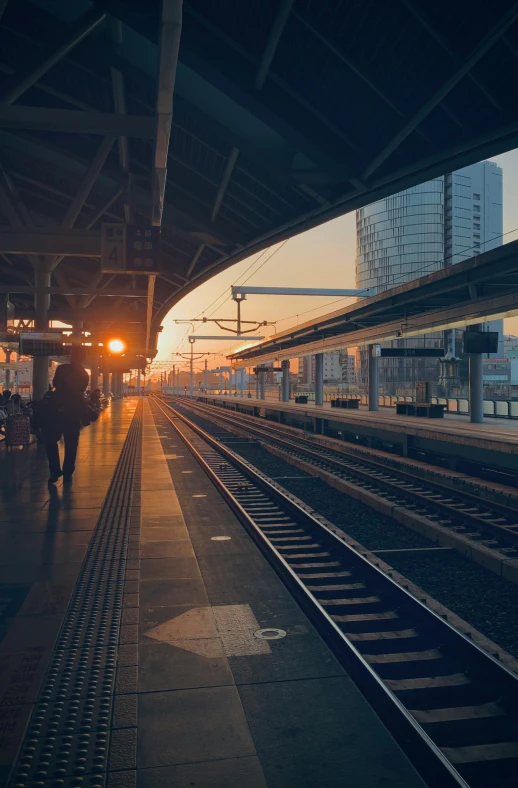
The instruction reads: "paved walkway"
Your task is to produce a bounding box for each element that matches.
[0,398,425,788]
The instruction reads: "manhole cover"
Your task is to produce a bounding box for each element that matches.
[211,536,231,541]
[254,628,287,640]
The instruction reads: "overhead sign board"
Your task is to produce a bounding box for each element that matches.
[101,223,126,273]
[126,225,160,273]
[380,348,444,358]
[463,332,498,354]
[19,332,64,357]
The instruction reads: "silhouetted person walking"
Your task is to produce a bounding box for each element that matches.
[45,345,89,484]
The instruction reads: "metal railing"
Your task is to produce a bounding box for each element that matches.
[198,385,518,420]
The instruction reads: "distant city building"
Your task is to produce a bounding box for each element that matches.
[299,351,355,385]
[355,161,503,392]
[483,357,518,386]
[504,335,518,358]
[340,352,356,385]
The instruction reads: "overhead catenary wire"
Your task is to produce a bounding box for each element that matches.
[168,224,518,365]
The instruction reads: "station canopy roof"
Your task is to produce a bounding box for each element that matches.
[2,0,518,353]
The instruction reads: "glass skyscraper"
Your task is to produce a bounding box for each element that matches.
[355,161,503,392]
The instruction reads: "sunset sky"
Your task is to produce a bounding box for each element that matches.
[156,149,518,373]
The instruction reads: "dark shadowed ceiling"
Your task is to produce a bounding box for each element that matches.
[1,0,518,353]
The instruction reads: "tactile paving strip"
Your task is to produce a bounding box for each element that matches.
[8,403,142,788]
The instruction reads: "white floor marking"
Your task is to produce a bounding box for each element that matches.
[144,604,272,657]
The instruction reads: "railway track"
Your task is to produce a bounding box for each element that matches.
[166,396,518,573]
[153,396,518,788]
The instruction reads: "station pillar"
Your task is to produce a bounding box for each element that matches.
[90,354,100,391]
[259,369,266,400]
[315,353,324,406]
[3,349,11,390]
[281,360,290,402]
[137,367,141,396]
[102,365,110,397]
[368,344,379,411]
[32,264,51,400]
[469,324,484,423]
[255,372,259,399]
[240,368,245,397]
[219,370,223,395]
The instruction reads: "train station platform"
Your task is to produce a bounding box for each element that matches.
[199,394,518,478]
[0,397,425,788]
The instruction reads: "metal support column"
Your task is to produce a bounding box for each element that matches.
[72,321,83,343]
[203,359,208,393]
[256,373,259,399]
[469,324,484,423]
[219,369,223,395]
[102,365,110,397]
[240,368,245,397]
[90,354,99,391]
[137,367,141,396]
[368,344,379,412]
[4,350,11,390]
[281,359,290,402]
[259,369,266,400]
[315,353,324,406]
[33,264,51,400]
[189,340,194,398]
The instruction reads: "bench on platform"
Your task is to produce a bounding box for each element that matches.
[396,402,445,418]
[295,395,308,404]
[331,398,360,409]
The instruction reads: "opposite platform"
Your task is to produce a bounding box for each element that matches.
[199,393,518,476]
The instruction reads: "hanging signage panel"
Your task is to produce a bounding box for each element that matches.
[379,348,444,358]
[126,225,160,273]
[19,332,64,356]
[101,223,126,273]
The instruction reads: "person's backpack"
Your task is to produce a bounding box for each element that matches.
[5,406,31,447]
[31,389,62,431]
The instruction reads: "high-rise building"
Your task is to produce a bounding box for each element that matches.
[355,161,503,391]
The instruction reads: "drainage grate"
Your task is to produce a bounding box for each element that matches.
[9,403,142,788]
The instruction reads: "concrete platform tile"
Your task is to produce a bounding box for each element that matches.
[140,514,185,529]
[0,562,83,585]
[196,554,289,605]
[136,756,267,788]
[140,578,208,608]
[139,639,234,692]
[140,557,201,581]
[140,526,189,542]
[0,614,62,653]
[0,646,53,705]
[238,676,426,788]
[137,686,256,768]
[0,530,93,549]
[0,544,88,566]
[1,517,99,533]
[188,527,257,558]
[140,541,195,560]
[226,599,344,685]
[18,579,77,616]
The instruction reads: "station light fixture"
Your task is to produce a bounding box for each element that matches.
[107,338,126,354]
